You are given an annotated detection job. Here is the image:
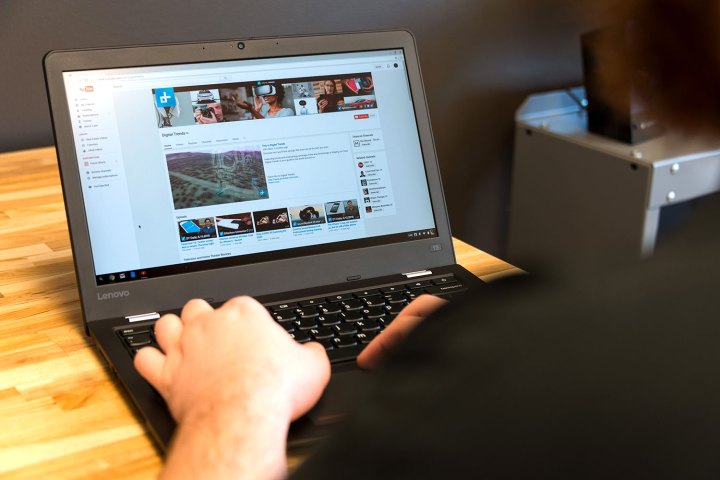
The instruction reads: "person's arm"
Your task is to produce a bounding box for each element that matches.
[232,95,265,119]
[134,297,330,480]
[357,294,447,370]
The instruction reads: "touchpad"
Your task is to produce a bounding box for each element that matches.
[307,367,367,426]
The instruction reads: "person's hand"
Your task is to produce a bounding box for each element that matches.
[232,94,252,111]
[134,296,331,424]
[134,296,329,478]
[318,98,329,112]
[357,294,447,370]
[194,108,217,124]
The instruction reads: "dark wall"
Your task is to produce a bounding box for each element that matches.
[0,0,598,256]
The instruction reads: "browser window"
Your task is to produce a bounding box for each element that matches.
[62,50,437,285]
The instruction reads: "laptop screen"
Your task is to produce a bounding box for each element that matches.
[61,49,438,285]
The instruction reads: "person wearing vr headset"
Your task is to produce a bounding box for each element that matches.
[232,82,294,119]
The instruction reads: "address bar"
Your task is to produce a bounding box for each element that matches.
[118,55,396,81]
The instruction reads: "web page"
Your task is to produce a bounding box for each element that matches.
[62,50,437,285]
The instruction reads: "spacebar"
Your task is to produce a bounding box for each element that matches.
[327,345,364,364]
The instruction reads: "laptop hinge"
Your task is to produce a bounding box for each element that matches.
[402,270,433,279]
[126,312,161,323]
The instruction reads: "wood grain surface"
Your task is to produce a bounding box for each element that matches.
[0,146,520,479]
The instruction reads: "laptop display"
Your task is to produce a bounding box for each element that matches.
[61,49,438,286]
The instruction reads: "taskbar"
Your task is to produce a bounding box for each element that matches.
[95,228,437,286]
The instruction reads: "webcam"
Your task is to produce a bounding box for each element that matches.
[237,42,245,50]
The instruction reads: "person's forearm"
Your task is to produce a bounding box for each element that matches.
[161,395,291,480]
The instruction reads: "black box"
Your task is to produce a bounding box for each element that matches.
[581,23,664,145]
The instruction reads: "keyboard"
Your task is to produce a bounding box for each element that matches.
[117,275,466,364]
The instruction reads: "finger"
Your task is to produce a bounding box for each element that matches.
[399,294,447,318]
[222,295,271,324]
[289,341,332,420]
[356,313,425,370]
[134,346,168,397]
[154,313,183,354]
[181,298,213,322]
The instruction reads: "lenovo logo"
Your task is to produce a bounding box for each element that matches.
[97,290,130,301]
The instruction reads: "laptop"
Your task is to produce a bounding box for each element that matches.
[43,30,485,450]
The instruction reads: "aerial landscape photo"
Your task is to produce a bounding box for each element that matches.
[166,149,269,209]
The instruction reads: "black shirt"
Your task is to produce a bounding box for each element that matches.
[294,194,720,479]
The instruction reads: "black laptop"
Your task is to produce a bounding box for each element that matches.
[43,30,484,450]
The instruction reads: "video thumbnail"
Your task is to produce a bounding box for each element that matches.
[249,82,296,118]
[166,149,269,209]
[313,79,345,113]
[215,212,254,237]
[289,204,326,228]
[341,95,377,111]
[325,199,361,223]
[178,217,217,242]
[253,207,291,233]
[154,90,195,128]
[341,75,375,96]
[191,89,224,124]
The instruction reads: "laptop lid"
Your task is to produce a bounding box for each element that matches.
[44,30,455,325]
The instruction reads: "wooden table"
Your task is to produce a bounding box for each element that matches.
[0,146,520,478]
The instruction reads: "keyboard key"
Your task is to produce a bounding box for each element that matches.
[385,292,408,303]
[296,318,318,331]
[326,293,354,302]
[334,323,358,336]
[406,280,433,290]
[425,283,466,296]
[356,332,378,345]
[318,314,342,327]
[291,331,312,343]
[357,320,382,333]
[270,302,297,312]
[380,285,406,295]
[120,327,150,337]
[281,323,296,333]
[273,310,297,322]
[362,295,386,307]
[333,336,358,348]
[342,310,364,323]
[299,298,325,307]
[310,327,335,340]
[296,306,319,318]
[363,306,387,319]
[432,276,458,285]
[341,298,364,311]
[320,302,342,315]
[355,289,380,298]
[125,333,152,348]
[384,304,404,316]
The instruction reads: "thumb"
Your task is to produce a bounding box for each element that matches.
[289,342,331,420]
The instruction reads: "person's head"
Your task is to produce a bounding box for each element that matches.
[204,219,212,226]
[323,80,337,94]
[259,83,285,106]
[347,200,354,208]
[590,0,720,134]
[207,103,224,121]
